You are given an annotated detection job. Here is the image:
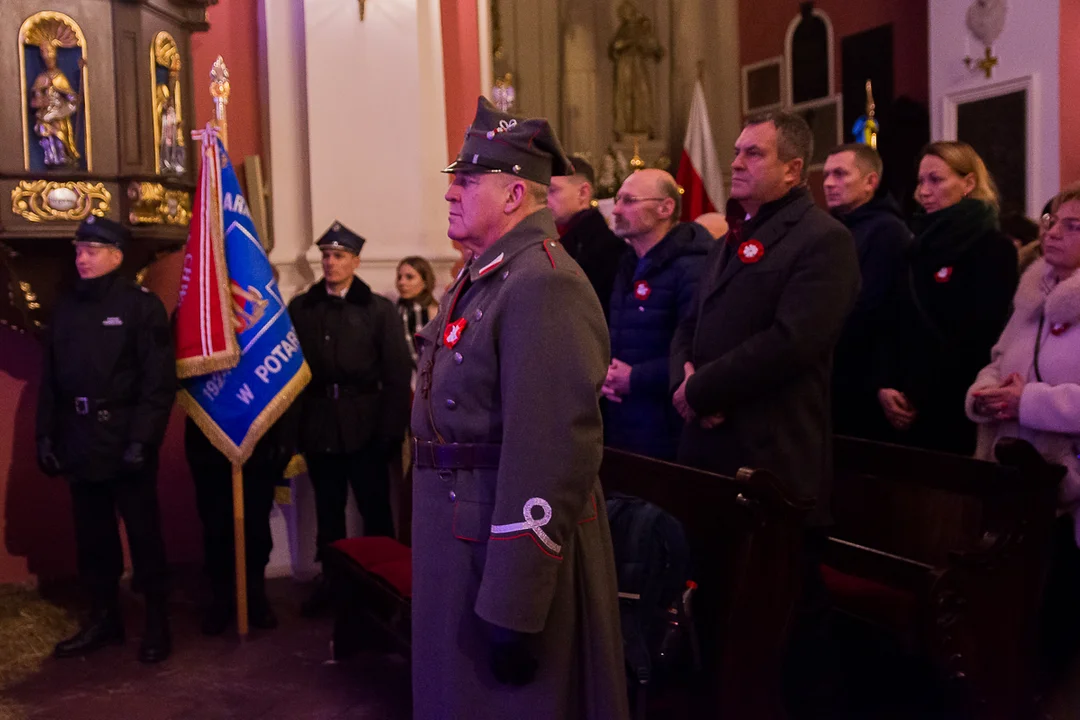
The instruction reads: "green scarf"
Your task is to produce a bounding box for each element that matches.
[910,198,998,267]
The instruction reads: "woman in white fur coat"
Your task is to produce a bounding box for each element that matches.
[965,184,1080,680]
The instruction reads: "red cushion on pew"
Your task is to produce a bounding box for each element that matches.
[331,536,411,570]
[366,559,413,599]
[821,564,918,629]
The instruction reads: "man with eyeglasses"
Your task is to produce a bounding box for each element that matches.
[547,155,627,319]
[603,168,713,460]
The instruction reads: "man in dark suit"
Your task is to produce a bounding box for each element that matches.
[547,155,627,319]
[822,144,912,439]
[670,111,859,709]
[671,109,859,710]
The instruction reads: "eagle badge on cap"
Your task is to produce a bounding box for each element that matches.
[86,216,96,224]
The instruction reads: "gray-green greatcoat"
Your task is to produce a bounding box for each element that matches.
[411,209,629,720]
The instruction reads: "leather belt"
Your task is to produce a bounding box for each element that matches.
[313,383,377,399]
[412,440,501,470]
[72,397,131,416]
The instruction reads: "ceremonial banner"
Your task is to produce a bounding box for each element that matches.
[675,79,726,221]
[176,128,310,464]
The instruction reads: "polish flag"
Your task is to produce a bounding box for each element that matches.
[675,80,725,221]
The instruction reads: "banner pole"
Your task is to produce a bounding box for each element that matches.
[232,463,249,638]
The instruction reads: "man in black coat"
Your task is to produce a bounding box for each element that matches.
[670,110,859,712]
[823,144,913,438]
[287,221,412,615]
[36,216,176,663]
[547,155,627,319]
[671,113,859,523]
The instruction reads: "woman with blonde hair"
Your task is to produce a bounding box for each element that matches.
[966,182,1080,680]
[876,141,1018,453]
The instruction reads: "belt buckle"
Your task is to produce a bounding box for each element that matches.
[74,397,89,415]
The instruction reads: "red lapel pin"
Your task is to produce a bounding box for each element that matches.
[633,280,651,301]
[443,318,467,348]
[738,239,765,264]
[1051,322,1071,336]
[934,266,953,283]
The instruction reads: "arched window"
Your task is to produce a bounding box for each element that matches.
[785,3,834,106]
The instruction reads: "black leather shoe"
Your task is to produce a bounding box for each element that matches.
[201,597,232,636]
[300,575,332,618]
[54,612,125,658]
[138,604,171,664]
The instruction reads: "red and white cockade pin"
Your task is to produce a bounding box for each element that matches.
[1051,322,1072,336]
[934,266,954,283]
[738,239,765,264]
[443,318,467,348]
[633,280,651,301]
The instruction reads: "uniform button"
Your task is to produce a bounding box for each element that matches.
[454,352,463,364]
[638,306,645,312]
[446,398,457,409]
[448,490,457,502]
[324,334,330,341]
[474,308,483,321]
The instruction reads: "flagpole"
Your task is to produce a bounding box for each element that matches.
[209,55,248,639]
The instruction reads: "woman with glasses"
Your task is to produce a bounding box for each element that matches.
[966,183,1080,683]
[876,141,1018,454]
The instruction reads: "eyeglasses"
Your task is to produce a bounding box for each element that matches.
[1041,213,1080,233]
[613,194,666,206]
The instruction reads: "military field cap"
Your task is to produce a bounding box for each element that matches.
[74,216,130,250]
[316,220,365,255]
[443,97,574,186]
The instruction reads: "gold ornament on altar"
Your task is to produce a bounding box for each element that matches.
[11,180,110,223]
[127,182,192,226]
[209,56,231,147]
[19,12,91,171]
[152,32,185,175]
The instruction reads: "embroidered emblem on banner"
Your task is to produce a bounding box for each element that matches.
[443,318,467,349]
[633,280,651,300]
[738,239,765,264]
[934,266,954,283]
[490,497,561,555]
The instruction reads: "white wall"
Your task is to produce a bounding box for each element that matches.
[929,0,1059,216]
[303,0,456,298]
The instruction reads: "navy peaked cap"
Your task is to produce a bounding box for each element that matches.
[75,216,130,249]
[316,220,366,255]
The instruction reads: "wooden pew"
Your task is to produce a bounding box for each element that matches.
[599,448,812,720]
[825,436,1064,719]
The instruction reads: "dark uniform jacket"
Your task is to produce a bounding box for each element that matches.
[288,278,411,455]
[411,209,628,720]
[671,187,860,526]
[832,194,913,437]
[36,272,175,482]
[606,221,712,460]
[875,198,1018,454]
[558,207,627,320]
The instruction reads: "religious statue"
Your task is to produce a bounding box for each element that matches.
[156,57,185,174]
[609,1,664,139]
[27,29,82,167]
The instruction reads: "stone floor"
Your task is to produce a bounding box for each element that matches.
[2,577,411,720]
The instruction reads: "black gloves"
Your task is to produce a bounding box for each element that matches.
[489,624,538,686]
[36,437,61,477]
[122,442,146,472]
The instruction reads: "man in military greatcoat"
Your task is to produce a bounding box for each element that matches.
[287,222,412,615]
[410,97,628,720]
[36,216,176,663]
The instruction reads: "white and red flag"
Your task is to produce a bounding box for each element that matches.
[675,79,726,221]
